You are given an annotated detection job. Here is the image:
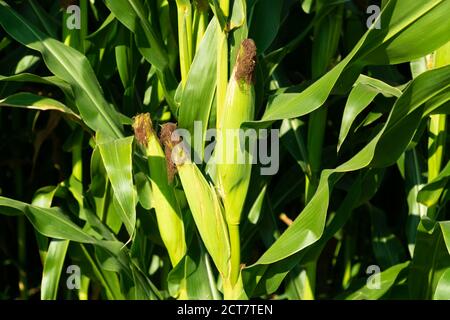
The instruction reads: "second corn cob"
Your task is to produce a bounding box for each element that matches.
[133,114,186,267]
[216,39,257,287]
[160,123,231,280]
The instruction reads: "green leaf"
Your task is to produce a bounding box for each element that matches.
[41,239,70,300]
[28,0,58,39]
[280,119,310,177]
[0,73,72,96]
[345,262,410,300]
[360,1,450,65]
[440,222,450,255]
[401,149,428,256]
[248,66,450,267]
[30,185,71,301]
[311,3,343,77]
[0,196,160,300]
[178,18,218,160]
[232,63,450,294]
[433,267,450,300]
[409,219,450,299]
[0,92,80,120]
[75,243,124,300]
[168,236,220,299]
[26,206,95,243]
[31,186,59,263]
[243,170,372,297]
[104,0,178,110]
[134,172,153,210]
[248,0,450,127]
[0,197,27,216]
[369,205,406,269]
[301,0,314,13]
[371,66,450,168]
[0,2,123,138]
[229,0,246,31]
[417,161,450,207]
[338,75,402,151]
[0,196,95,243]
[248,0,283,53]
[115,26,136,90]
[98,136,136,237]
[177,161,231,278]
[247,184,267,225]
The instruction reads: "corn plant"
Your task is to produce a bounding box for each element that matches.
[0,0,450,300]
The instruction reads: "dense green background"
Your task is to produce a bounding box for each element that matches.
[0,0,449,300]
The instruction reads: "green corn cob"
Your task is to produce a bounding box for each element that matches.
[133,114,186,267]
[216,39,257,286]
[160,123,231,279]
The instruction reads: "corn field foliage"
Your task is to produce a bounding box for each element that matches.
[0,0,450,300]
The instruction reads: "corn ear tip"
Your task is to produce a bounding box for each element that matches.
[160,122,183,182]
[132,113,153,148]
[235,39,257,85]
[160,123,180,148]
